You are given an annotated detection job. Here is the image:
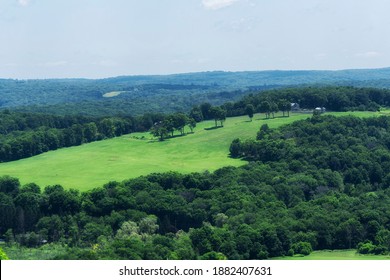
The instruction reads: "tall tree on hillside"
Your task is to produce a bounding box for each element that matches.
[258,101,271,119]
[190,106,204,122]
[200,103,212,120]
[164,117,175,137]
[84,122,98,142]
[210,107,220,127]
[172,113,188,135]
[285,101,292,117]
[218,108,227,127]
[270,102,279,118]
[188,118,197,133]
[278,99,291,117]
[98,119,115,138]
[245,104,255,121]
[210,107,227,127]
[150,121,168,141]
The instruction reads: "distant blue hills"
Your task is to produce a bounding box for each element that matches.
[1,67,390,115]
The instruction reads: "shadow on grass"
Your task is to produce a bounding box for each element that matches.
[236,120,254,124]
[147,133,189,143]
[204,126,224,131]
[228,154,252,162]
[254,116,290,121]
[170,134,187,139]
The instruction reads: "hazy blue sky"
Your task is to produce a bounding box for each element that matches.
[1,0,390,79]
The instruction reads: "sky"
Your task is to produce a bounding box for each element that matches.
[1,0,390,79]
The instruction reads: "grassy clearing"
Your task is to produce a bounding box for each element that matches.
[102,91,125,97]
[272,250,390,260]
[0,111,382,191]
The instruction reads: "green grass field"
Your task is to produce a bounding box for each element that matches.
[272,250,390,260]
[0,111,384,191]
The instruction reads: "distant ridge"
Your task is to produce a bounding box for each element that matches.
[98,67,390,86]
[3,67,390,83]
[1,67,390,114]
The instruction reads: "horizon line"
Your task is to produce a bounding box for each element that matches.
[1,66,390,81]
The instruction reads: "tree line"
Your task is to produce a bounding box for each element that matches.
[149,105,230,141]
[188,86,390,123]
[1,114,390,259]
[214,86,390,119]
[0,111,134,161]
[0,110,174,161]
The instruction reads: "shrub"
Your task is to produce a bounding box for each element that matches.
[357,241,376,254]
[291,242,312,256]
[287,249,294,256]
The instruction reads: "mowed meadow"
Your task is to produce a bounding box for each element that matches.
[0,111,384,190]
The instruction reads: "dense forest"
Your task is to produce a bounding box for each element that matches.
[12,87,255,117]
[1,113,390,259]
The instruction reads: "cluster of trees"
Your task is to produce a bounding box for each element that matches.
[255,99,291,119]
[149,104,229,141]
[189,103,227,127]
[231,114,390,193]
[150,113,196,141]
[2,115,390,259]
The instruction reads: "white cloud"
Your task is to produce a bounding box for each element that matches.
[18,0,31,7]
[202,0,239,10]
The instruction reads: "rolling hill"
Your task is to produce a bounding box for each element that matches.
[0,111,382,190]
